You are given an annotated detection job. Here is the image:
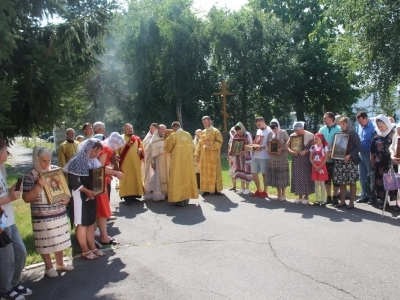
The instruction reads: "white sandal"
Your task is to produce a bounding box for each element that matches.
[82,251,98,260]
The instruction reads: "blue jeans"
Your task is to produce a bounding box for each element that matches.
[358,152,371,199]
[0,224,27,294]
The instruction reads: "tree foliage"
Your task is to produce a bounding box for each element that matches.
[0,0,116,140]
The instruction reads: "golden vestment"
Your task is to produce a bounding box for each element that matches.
[165,129,199,202]
[116,134,144,197]
[194,127,223,192]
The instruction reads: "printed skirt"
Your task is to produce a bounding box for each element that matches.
[31,203,71,255]
[266,159,290,188]
[333,160,359,184]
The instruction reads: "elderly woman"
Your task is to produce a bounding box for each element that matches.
[22,147,73,278]
[64,139,106,259]
[332,117,361,209]
[230,122,253,195]
[266,119,290,201]
[286,121,314,204]
[371,115,397,209]
[97,133,125,245]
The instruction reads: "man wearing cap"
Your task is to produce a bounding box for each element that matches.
[318,112,341,205]
[355,111,375,204]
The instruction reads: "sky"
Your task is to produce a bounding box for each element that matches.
[191,0,249,14]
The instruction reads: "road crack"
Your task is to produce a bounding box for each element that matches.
[268,230,359,299]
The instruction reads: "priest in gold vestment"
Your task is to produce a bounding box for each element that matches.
[116,123,144,205]
[165,122,199,206]
[58,128,79,168]
[194,116,223,195]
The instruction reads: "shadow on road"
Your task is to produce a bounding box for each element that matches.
[242,196,400,227]
[23,252,128,300]
[145,199,206,225]
[203,194,238,212]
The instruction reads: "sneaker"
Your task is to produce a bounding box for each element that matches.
[228,187,237,191]
[242,189,250,195]
[332,196,339,206]
[45,268,58,278]
[13,285,32,296]
[260,191,268,198]
[302,200,309,205]
[94,228,100,237]
[2,290,25,300]
[294,199,302,204]
[356,197,368,203]
[236,189,245,194]
[313,201,320,206]
[251,190,261,197]
[56,264,74,271]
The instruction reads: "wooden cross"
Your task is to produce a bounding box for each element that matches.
[213,80,235,133]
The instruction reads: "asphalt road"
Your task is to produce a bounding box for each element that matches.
[7,143,400,300]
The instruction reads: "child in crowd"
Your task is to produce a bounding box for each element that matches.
[310,133,329,206]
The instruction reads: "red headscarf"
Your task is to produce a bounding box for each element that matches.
[315,133,328,147]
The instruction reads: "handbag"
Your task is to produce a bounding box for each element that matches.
[0,231,12,248]
[382,165,400,191]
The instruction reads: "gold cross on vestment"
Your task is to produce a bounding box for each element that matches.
[180,136,188,142]
[213,80,235,133]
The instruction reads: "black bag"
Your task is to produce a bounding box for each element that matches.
[0,231,12,248]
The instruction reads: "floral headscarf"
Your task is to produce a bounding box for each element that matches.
[64,138,102,176]
[234,122,248,137]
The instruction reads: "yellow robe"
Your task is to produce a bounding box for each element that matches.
[116,134,144,197]
[164,129,199,202]
[194,127,223,192]
[57,140,79,168]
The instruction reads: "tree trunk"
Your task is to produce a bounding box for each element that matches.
[176,102,183,127]
[294,95,305,123]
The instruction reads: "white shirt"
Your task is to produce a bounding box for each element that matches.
[0,171,14,227]
[253,127,271,159]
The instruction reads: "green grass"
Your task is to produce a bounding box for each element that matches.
[6,164,74,265]
[221,157,361,202]
[16,138,54,151]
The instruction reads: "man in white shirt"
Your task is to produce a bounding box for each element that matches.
[251,117,271,198]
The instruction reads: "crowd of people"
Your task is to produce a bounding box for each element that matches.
[0,112,399,299]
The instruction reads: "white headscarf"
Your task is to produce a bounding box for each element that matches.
[32,146,52,173]
[293,121,305,130]
[374,114,395,137]
[64,138,102,176]
[270,118,281,139]
[104,132,125,151]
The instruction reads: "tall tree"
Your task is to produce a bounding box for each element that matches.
[116,0,213,133]
[323,0,400,114]
[250,0,359,129]
[0,0,116,140]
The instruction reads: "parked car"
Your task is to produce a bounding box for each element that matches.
[40,132,52,140]
[47,136,54,143]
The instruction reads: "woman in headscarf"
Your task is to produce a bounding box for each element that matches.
[22,147,73,277]
[227,127,237,191]
[64,138,122,260]
[286,121,315,204]
[371,114,397,209]
[332,117,361,209]
[97,133,125,245]
[231,122,253,194]
[266,119,290,201]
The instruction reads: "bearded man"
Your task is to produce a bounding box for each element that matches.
[116,123,144,205]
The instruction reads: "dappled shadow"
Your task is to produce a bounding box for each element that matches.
[145,199,206,225]
[23,252,128,300]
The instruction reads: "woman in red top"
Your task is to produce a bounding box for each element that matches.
[309,133,329,206]
[97,133,125,245]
